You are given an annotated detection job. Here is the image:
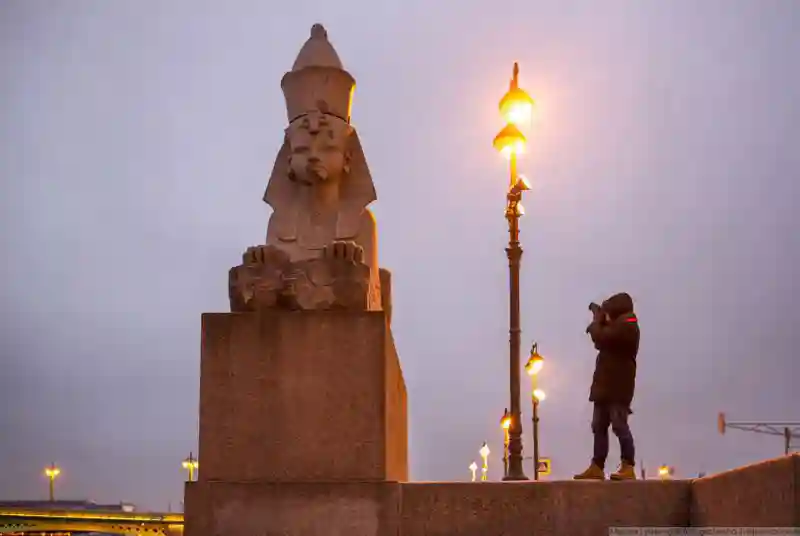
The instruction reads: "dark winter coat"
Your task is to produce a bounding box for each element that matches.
[587,292,640,407]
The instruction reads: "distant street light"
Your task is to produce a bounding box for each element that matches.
[500,408,511,478]
[182,452,199,482]
[479,442,491,481]
[44,463,60,501]
[658,465,674,480]
[469,461,478,482]
[525,342,545,480]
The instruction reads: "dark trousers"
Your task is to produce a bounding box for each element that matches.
[592,403,635,468]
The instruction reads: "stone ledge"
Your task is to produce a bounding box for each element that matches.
[400,480,691,536]
[690,452,799,527]
[184,455,799,535]
[185,480,401,536]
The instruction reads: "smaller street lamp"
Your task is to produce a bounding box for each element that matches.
[182,452,199,482]
[658,465,674,480]
[500,408,511,478]
[44,463,60,502]
[524,342,545,480]
[479,442,491,482]
[469,461,478,482]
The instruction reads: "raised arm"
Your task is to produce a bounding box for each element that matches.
[587,315,638,353]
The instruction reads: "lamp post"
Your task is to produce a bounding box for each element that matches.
[182,452,199,482]
[500,408,511,478]
[469,461,478,482]
[479,442,491,481]
[494,62,535,482]
[44,463,60,502]
[524,343,545,480]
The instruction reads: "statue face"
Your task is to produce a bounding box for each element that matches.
[287,111,350,185]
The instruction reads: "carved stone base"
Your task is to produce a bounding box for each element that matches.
[228,244,373,312]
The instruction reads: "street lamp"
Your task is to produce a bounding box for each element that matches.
[658,465,674,480]
[479,442,491,481]
[44,463,60,502]
[494,61,535,482]
[524,342,545,480]
[500,408,511,478]
[469,461,478,482]
[182,452,199,482]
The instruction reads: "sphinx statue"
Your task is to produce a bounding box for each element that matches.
[229,24,391,320]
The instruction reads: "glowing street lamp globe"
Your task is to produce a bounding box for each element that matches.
[533,389,546,402]
[499,86,535,128]
[44,465,60,479]
[493,123,527,159]
[525,344,544,376]
[500,409,512,430]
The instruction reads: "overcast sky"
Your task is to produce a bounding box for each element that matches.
[2,0,798,511]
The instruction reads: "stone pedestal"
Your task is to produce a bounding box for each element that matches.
[186,310,407,536]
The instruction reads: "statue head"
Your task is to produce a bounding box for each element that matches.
[286,108,353,187]
[264,24,376,239]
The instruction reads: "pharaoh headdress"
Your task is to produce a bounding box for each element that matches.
[264,24,376,241]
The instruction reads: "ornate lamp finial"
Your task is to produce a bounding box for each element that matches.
[310,23,327,39]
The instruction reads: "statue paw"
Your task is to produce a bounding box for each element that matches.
[243,244,290,266]
[228,245,291,312]
[323,240,364,263]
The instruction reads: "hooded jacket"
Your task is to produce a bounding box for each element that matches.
[586,292,640,406]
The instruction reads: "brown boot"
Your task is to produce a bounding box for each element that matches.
[610,462,636,480]
[573,463,605,480]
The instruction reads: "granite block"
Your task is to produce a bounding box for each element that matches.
[198,310,407,483]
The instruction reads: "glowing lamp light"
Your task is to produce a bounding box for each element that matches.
[500,409,511,430]
[182,452,199,482]
[526,356,543,375]
[479,442,491,460]
[493,123,527,158]
[533,389,546,402]
[500,84,535,127]
[525,344,544,376]
[44,465,60,478]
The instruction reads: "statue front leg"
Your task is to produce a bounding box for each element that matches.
[285,240,371,311]
[228,245,291,312]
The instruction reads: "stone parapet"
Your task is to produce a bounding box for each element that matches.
[400,480,690,536]
[186,454,799,535]
[691,453,800,527]
[185,480,401,536]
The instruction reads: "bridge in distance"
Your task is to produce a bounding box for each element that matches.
[0,507,183,535]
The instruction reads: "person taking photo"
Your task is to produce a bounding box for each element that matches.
[574,292,640,481]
